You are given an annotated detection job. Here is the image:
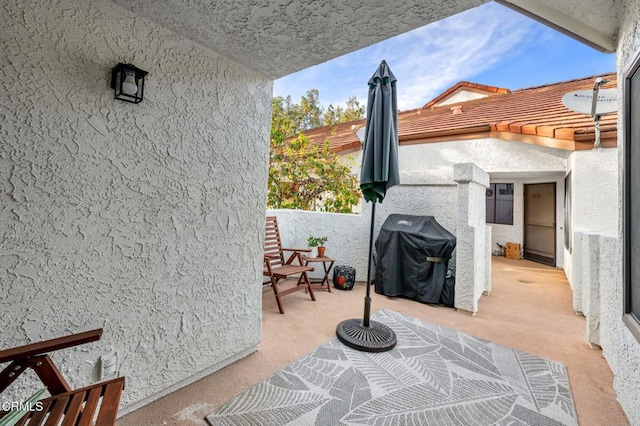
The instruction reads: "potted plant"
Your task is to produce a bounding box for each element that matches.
[308,236,328,258]
[316,236,328,257]
[307,236,319,257]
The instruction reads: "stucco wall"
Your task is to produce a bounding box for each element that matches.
[375,172,458,242]
[453,163,491,313]
[566,147,618,298]
[570,231,621,347]
[570,148,619,235]
[269,164,494,313]
[267,173,458,284]
[266,209,371,282]
[0,0,270,411]
[602,0,640,422]
[400,139,568,267]
[399,138,569,174]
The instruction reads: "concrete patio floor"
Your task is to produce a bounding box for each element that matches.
[118,257,628,425]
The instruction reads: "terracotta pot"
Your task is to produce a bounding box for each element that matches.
[317,246,326,258]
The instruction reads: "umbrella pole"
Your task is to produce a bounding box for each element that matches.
[363,201,376,328]
[336,200,396,352]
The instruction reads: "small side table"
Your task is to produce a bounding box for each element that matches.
[302,256,335,292]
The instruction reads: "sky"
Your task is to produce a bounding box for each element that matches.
[273,2,616,112]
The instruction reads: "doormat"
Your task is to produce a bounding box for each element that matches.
[206,310,577,425]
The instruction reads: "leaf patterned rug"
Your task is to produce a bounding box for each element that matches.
[206,310,577,425]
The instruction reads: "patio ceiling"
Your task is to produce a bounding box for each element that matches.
[109,0,617,80]
[496,0,617,52]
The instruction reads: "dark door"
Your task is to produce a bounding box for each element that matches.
[524,183,556,266]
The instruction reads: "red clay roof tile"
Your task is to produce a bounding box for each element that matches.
[422,81,511,109]
[299,73,617,152]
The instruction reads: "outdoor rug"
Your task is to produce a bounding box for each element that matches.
[206,310,577,425]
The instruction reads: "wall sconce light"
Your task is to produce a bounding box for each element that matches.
[111,63,148,104]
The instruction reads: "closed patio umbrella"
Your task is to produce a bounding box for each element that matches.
[336,60,399,352]
[360,60,400,203]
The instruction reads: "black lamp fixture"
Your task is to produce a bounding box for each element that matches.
[111,63,148,104]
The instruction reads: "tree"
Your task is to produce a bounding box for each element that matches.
[271,89,324,137]
[323,96,366,126]
[298,89,323,130]
[268,134,361,212]
[268,91,364,213]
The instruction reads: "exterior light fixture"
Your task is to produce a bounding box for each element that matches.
[111,63,148,104]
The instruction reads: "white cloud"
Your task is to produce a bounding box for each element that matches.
[368,4,537,109]
[274,3,540,111]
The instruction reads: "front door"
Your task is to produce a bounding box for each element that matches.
[524,183,556,266]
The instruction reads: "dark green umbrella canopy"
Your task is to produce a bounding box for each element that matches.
[360,60,400,203]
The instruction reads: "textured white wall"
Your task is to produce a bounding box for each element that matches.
[268,175,458,284]
[400,139,569,174]
[0,0,270,410]
[570,231,614,346]
[109,0,489,79]
[400,139,569,266]
[570,148,619,235]
[453,163,490,314]
[269,166,497,312]
[565,148,618,293]
[375,178,458,242]
[532,0,619,37]
[596,1,640,422]
[265,209,371,282]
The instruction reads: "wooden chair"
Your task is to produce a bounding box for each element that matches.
[264,216,316,314]
[0,328,124,425]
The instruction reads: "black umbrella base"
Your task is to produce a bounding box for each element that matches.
[336,318,397,352]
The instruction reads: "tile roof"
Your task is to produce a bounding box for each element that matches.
[422,81,511,109]
[300,73,618,153]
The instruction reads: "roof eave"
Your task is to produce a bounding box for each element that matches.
[495,0,616,53]
[396,128,618,151]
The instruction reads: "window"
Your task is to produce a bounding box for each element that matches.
[624,53,640,342]
[486,183,513,225]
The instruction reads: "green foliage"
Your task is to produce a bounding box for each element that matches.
[271,89,323,137]
[299,89,323,130]
[268,133,361,212]
[307,236,328,247]
[324,96,366,126]
[268,90,364,213]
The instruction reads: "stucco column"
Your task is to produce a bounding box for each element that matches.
[571,231,615,348]
[453,163,490,314]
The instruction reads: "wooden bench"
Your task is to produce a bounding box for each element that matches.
[0,329,124,425]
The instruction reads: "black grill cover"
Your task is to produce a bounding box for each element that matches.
[375,214,456,305]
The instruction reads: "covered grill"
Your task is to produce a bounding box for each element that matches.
[375,214,456,306]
